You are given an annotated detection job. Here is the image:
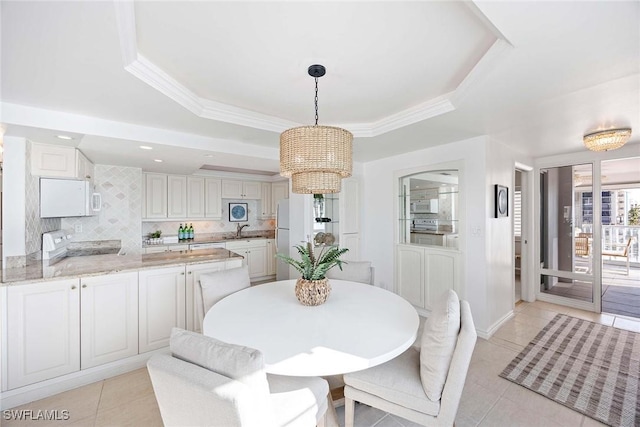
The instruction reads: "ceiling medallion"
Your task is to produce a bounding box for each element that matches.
[583,128,631,152]
[280,65,353,194]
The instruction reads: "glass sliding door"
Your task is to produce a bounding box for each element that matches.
[539,164,597,307]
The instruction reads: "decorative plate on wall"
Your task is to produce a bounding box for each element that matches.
[495,185,508,218]
[229,203,248,222]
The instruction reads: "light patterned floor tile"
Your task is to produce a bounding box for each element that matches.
[2,382,102,427]
[612,316,640,332]
[94,393,162,427]
[97,368,154,411]
[479,395,567,427]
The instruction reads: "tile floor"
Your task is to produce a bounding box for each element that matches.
[5,300,640,427]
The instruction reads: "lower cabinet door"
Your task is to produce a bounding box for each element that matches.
[7,279,80,389]
[80,272,138,369]
[247,246,267,278]
[185,262,227,333]
[138,266,186,353]
[396,245,425,309]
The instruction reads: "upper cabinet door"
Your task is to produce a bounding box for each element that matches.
[30,142,76,178]
[187,177,205,218]
[205,178,222,219]
[221,180,243,198]
[242,181,262,199]
[144,173,168,219]
[167,175,188,218]
[271,182,289,215]
[76,150,95,182]
[260,182,272,217]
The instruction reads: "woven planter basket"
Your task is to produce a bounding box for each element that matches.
[295,277,331,306]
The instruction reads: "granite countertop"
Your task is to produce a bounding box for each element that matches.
[2,248,243,285]
[143,231,275,248]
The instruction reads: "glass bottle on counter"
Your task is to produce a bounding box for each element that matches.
[178,224,184,240]
[188,223,194,239]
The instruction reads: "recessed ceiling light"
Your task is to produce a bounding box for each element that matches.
[154,159,163,163]
[140,145,153,150]
[56,135,73,140]
[204,154,215,158]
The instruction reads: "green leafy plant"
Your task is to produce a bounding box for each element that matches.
[277,242,348,281]
[147,230,162,239]
[629,206,640,226]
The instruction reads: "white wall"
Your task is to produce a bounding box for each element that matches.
[2,136,27,265]
[361,135,533,335]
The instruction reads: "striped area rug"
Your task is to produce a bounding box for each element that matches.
[500,314,640,427]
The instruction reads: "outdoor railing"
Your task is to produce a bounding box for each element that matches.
[581,224,639,264]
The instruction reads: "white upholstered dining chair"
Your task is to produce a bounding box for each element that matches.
[148,328,329,427]
[196,265,251,329]
[325,261,374,285]
[343,290,476,426]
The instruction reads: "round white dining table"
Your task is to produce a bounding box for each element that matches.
[202,279,419,377]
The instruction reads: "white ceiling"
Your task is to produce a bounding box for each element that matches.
[1,1,639,174]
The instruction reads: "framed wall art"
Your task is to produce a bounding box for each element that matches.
[495,185,508,218]
[229,203,248,222]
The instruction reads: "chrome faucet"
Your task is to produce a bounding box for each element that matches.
[236,223,250,238]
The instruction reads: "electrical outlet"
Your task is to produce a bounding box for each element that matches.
[74,224,82,233]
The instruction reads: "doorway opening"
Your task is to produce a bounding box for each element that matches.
[598,157,640,319]
[514,170,522,303]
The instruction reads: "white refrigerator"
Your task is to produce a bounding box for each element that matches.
[276,199,290,281]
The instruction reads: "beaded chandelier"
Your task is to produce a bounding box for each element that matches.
[583,128,631,152]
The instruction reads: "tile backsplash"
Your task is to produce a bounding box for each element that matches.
[62,165,142,254]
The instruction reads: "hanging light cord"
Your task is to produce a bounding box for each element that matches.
[314,77,319,126]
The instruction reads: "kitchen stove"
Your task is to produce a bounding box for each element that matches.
[42,229,75,261]
[412,219,438,232]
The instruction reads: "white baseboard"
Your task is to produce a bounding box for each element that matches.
[477,310,514,340]
[0,348,169,410]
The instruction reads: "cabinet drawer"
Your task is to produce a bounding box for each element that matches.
[225,239,267,250]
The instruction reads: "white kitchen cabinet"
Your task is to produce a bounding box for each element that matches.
[396,245,459,312]
[226,239,268,279]
[396,245,424,309]
[144,173,168,219]
[205,177,222,219]
[30,142,94,181]
[76,150,95,182]
[260,182,272,218]
[260,182,289,219]
[187,177,205,218]
[6,278,80,390]
[138,266,186,353]
[266,239,276,275]
[221,180,262,199]
[80,272,138,369]
[271,182,289,214]
[167,175,188,218]
[185,259,243,333]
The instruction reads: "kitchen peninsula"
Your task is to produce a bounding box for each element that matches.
[0,247,245,409]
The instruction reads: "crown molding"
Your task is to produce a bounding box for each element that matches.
[113,1,510,138]
[113,0,137,65]
[450,39,512,107]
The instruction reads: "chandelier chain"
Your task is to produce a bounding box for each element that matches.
[314,77,319,126]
